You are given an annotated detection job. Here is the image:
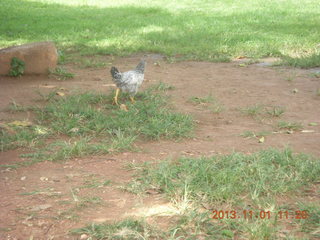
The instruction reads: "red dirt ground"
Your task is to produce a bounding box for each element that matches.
[0,55,319,239]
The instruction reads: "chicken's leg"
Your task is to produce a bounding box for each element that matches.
[129,96,135,104]
[113,88,120,105]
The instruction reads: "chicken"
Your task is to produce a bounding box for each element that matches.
[110,60,146,105]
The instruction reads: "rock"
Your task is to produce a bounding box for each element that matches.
[0,41,58,75]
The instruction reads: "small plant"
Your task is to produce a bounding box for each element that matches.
[266,106,285,117]
[189,95,215,105]
[190,95,224,113]
[240,104,264,116]
[278,121,303,131]
[49,67,74,80]
[9,57,25,77]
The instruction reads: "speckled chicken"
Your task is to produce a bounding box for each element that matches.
[110,60,146,105]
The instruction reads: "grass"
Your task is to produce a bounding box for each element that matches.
[190,95,224,113]
[240,130,271,138]
[277,121,303,131]
[1,0,320,66]
[240,104,286,118]
[127,148,320,204]
[0,84,193,166]
[71,218,165,239]
[240,104,264,117]
[73,148,320,239]
[49,67,75,80]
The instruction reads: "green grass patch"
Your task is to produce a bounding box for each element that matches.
[49,67,75,80]
[71,218,165,240]
[282,54,320,68]
[127,148,320,204]
[277,121,303,131]
[240,104,286,119]
[74,148,320,240]
[190,95,224,113]
[240,130,271,138]
[0,84,193,165]
[1,0,320,65]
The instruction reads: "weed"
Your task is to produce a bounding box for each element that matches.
[78,58,107,68]
[240,130,271,138]
[49,67,75,80]
[278,121,303,131]
[7,100,30,112]
[9,57,25,77]
[240,104,264,116]
[296,202,320,238]
[71,218,165,240]
[190,95,224,113]
[266,106,285,117]
[189,95,215,105]
[150,81,175,91]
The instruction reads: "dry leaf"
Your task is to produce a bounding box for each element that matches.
[236,56,247,59]
[9,120,32,127]
[120,104,128,112]
[301,130,315,133]
[56,91,65,96]
[39,85,56,89]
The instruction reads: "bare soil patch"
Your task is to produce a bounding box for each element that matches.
[0,55,319,239]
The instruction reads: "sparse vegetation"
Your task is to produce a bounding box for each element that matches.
[49,67,75,80]
[8,57,25,77]
[240,104,264,116]
[240,104,286,119]
[278,121,303,131]
[266,106,285,117]
[190,95,224,113]
[240,130,271,138]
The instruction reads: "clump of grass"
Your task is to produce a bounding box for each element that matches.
[7,100,30,112]
[49,67,75,80]
[128,148,320,204]
[190,95,224,113]
[278,121,303,131]
[240,130,271,138]
[296,202,320,238]
[282,54,320,69]
[71,218,165,240]
[77,58,107,68]
[0,125,49,152]
[240,104,264,116]
[266,106,285,117]
[189,95,215,105]
[240,104,286,119]
[150,81,175,91]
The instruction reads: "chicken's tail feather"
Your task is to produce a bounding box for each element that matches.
[135,60,146,74]
[111,66,121,80]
